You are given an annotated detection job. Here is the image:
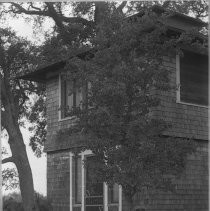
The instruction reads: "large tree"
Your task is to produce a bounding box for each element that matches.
[56,8,207,209]
[0,28,46,211]
[2,1,207,46]
[1,1,208,210]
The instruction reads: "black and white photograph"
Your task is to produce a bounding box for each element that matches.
[0,1,208,211]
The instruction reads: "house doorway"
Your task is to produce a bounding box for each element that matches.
[85,156,104,211]
[70,151,122,211]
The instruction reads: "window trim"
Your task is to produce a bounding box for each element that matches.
[176,54,208,109]
[59,74,77,121]
[58,74,89,121]
[59,74,76,121]
[69,150,122,211]
[58,74,62,121]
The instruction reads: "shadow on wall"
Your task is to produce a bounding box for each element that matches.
[3,192,52,211]
[134,207,146,211]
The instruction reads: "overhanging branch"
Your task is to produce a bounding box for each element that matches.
[117,1,127,13]
[11,2,92,26]
[2,157,14,164]
[11,3,50,16]
[28,2,42,12]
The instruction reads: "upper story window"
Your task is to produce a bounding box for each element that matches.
[60,74,87,119]
[177,50,208,106]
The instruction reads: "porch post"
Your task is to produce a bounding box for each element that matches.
[119,185,122,211]
[69,153,73,211]
[81,153,85,211]
[104,183,108,211]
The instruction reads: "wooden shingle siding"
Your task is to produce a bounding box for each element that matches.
[152,56,208,140]
[45,54,208,152]
[180,51,208,106]
[45,54,208,211]
[122,141,208,211]
[45,77,81,152]
[47,151,70,211]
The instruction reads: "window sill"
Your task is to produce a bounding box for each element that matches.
[108,203,119,206]
[73,204,81,207]
[176,101,209,109]
[58,115,78,122]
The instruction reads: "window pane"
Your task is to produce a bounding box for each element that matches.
[85,156,103,208]
[60,77,66,118]
[66,80,74,109]
[76,87,81,108]
[86,156,103,197]
[60,75,88,118]
[108,184,119,204]
[60,76,79,118]
[73,156,82,204]
[180,50,208,105]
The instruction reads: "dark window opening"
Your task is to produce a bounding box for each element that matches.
[73,156,82,204]
[180,50,208,106]
[108,184,119,204]
[85,156,104,211]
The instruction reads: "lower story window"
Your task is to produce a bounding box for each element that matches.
[70,151,122,211]
[108,184,119,204]
[73,156,82,204]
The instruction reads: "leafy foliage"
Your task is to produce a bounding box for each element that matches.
[2,148,19,191]
[27,95,46,157]
[2,168,19,190]
[3,192,52,211]
[0,1,207,207]
[0,28,46,156]
[57,9,203,201]
[0,28,47,209]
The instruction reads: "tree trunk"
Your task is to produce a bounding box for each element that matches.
[8,124,39,211]
[1,71,39,211]
[94,2,108,25]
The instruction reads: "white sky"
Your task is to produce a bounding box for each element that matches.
[6,16,54,45]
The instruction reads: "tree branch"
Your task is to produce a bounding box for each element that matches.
[2,157,14,164]
[45,2,74,44]
[117,1,127,13]
[15,80,30,108]
[1,76,9,106]
[1,74,19,122]
[28,2,42,12]
[45,2,65,27]
[11,3,50,16]
[11,3,93,27]
[162,1,171,9]
[61,16,93,26]
[1,113,6,130]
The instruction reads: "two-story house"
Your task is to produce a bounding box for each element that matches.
[19,6,208,211]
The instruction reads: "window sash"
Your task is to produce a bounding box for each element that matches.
[108,184,119,204]
[176,51,208,106]
[60,74,88,119]
[74,156,82,204]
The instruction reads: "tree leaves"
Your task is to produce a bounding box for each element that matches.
[0,28,46,157]
[2,168,19,190]
[60,8,201,202]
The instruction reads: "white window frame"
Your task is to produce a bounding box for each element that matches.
[176,54,208,109]
[59,74,75,121]
[69,150,122,211]
[58,74,84,121]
